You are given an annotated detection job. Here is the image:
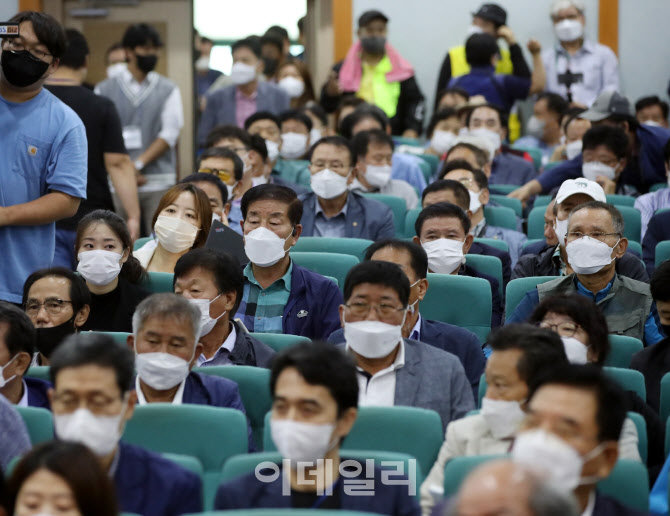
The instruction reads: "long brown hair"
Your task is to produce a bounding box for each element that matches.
[277,59,315,108]
[151,183,212,249]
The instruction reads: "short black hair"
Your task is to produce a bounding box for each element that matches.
[302,103,328,127]
[22,267,91,315]
[105,42,123,63]
[528,294,610,365]
[446,142,490,168]
[527,364,627,443]
[59,28,89,70]
[339,105,389,139]
[122,23,162,49]
[50,333,135,394]
[179,173,228,206]
[427,107,458,138]
[231,36,261,59]
[415,202,471,236]
[364,239,428,279]
[487,324,568,386]
[436,87,470,106]
[439,159,475,178]
[266,25,289,42]
[244,111,281,131]
[241,184,303,227]
[537,92,569,120]
[308,135,355,167]
[0,301,35,367]
[297,16,305,34]
[260,33,282,54]
[197,146,244,181]
[635,95,669,120]
[279,109,313,132]
[270,342,359,417]
[352,129,394,159]
[343,261,410,307]
[466,103,508,130]
[249,133,268,161]
[651,260,670,302]
[421,180,470,211]
[465,33,499,68]
[582,125,629,160]
[205,125,251,150]
[8,11,66,59]
[174,249,244,314]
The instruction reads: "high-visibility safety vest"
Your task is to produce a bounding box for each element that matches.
[448,45,513,78]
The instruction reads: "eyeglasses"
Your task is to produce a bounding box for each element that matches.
[198,167,232,183]
[5,39,52,62]
[538,321,580,337]
[310,162,350,174]
[24,298,73,317]
[566,232,621,242]
[345,302,406,318]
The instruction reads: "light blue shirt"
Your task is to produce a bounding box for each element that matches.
[0,88,87,302]
[634,187,670,240]
[314,199,348,238]
[227,199,243,235]
[392,152,427,193]
[513,135,557,165]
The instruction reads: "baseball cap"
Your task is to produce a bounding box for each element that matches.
[556,178,606,204]
[358,10,389,28]
[472,4,507,26]
[580,91,633,122]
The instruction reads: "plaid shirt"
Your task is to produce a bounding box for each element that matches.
[236,261,293,333]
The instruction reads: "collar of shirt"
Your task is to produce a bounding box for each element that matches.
[120,68,154,88]
[315,198,348,220]
[108,446,121,478]
[197,322,237,366]
[575,275,615,302]
[135,376,186,405]
[409,313,422,342]
[236,86,258,101]
[349,339,406,378]
[552,244,568,276]
[581,491,596,516]
[243,259,293,292]
[18,379,29,407]
[556,38,595,57]
[472,217,487,238]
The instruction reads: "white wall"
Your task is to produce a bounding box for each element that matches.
[0,0,19,21]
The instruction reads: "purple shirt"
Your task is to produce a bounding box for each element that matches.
[235,87,258,128]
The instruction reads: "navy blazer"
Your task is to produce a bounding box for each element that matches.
[593,492,648,516]
[115,442,202,516]
[25,377,51,410]
[298,191,396,241]
[215,463,420,515]
[459,264,502,327]
[469,241,512,288]
[197,82,290,145]
[229,320,276,368]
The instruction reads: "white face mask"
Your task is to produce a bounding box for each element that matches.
[566,236,619,274]
[467,24,484,37]
[227,182,237,200]
[271,419,337,465]
[280,132,309,159]
[407,279,421,315]
[554,217,569,247]
[265,139,280,162]
[77,249,124,286]
[212,213,222,223]
[310,128,323,145]
[106,62,127,79]
[554,19,584,42]
[54,404,126,457]
[430,130,456,155]
[468,190,482,213]
[244,226,293,267]
[365,164,392,189]
[343,312,406,359]
[562,336,589,364]
[230,61,257,85]
[480,397,526,439]
[195,56,210,72]
[0,354,18,388]
[643,120,662,128]
[310,168,350,199]
[278,76,305,98]
[565,140,583,160]
[422,238,465,275]
[154,215,199,253]
[135,350,193,391]
[252,176,268,187]
[512,428,605,492]
[526,116,546,140]
[189,294,225,337]
[582,161,617,182]
[469,127,501,153]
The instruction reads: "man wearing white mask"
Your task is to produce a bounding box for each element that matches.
[49,332,203,516]
[514,93,568,164]
[173,248,275,367]
[298,136,395,240]
[214,342,420,513]
[508,201,663,345]
[420,324,568,515]
[542,0,619,106]
[512,364,646,516]
[197,37,289,146]
[350,130,418,209]
[236,184,343,340]
[278,109,311,160]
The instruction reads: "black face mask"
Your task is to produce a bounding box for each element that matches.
[663,325,670,339]
[35,318,77,359]
[360,36,386,54]
[1,49,49,88]
[135,54,158,74]
[263,57,278,76]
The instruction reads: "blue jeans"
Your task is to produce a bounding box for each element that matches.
[53,228,77,269]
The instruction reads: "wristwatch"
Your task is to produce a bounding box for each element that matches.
[134,159,145,171]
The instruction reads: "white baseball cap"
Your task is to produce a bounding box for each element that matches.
[555,178,606,204]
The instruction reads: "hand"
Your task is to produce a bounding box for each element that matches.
[508,186,531,204]
[324,71,342,97]
[527,39,542,55]
[0,207,6,227]
[596,176,617,194]
[126,217,141,242]
[550,144,567,162]
[136,174,148,187]
[497,25,517,45]
[402,129,419,139]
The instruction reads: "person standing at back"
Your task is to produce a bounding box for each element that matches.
[95,23,183,236]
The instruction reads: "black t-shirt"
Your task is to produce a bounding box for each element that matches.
[80,276,149,333]
[46,85,127,230]
[291,484,341,509]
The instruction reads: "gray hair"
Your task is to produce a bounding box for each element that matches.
[131,293,202,343]
[551,0,585,18]
[569,200,625,236]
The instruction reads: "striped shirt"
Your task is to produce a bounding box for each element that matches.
[236,261,293,333]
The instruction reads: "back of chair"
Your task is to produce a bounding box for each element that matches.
[504,276,556,320]
[292,237,374,262]
[605,194,636,207]
[140,271,175,294]
[360,193,407,237]
[443,455,505,496]
[464,254,503,298]
[659,372,670,425]
[403,208,422,239]
[603,367,646,400]
[290,252,359,288]
[655,240,670,268]
[25,365,50,382]
[617,206,642,243]
[133,236,152,251]
[16,406,53,445]
[94,331,131,347]
[526,206,545,240]
[474,237,509,254]
[483,206,517,231]
[604,335,643,368]
[626,411,647,464]
[489,195,522,217]
[251,333,311,353]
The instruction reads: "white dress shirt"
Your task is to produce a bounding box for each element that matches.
[18,380,29,407]
[135,376,186,405]
[581,491,596,516]
[352,340,405,407]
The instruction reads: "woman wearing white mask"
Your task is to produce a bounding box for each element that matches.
[278,109,312,160]
[276,61,315,109]
[426,107,461,156]
[75,210,149,333]
[134,184,212,273]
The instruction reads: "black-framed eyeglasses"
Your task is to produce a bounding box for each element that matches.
[344,302,406,318]
[537,321,580,338]
[24,299,72,317]
[5,39,52,62]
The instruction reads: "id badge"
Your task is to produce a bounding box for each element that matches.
[123,126,143,150]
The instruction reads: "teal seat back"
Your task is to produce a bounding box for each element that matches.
[141,271,174,293]
[659,372,670,426]
[416,158,433,184]
[488,184,517,195]
[133,236,152,251]
[511,146,542,170]
[360,193,407,237]
[25,365,50,382]
[443,455,506,496]
[251,333,311,353]
[194,366,271,450]
[274,159,311,186]
[16,406,53,445]
[292,237,373,262]
[527,206,546,240]
[416,153,440,179]
[422,273,492,342]
[403,208,422,238]
[393,136,423,147]
[504,277,556,320]
[290,252,359,288]
[464,254,503,298]
[489,195,522,217]
[478,374,487,407]
[628,240,642,257]
[483,205,517,230]
[655,240,670,268]
[603,367,646,400]
[650,182,668,192]
[533,195,553,208]
[604,335,643,368]
[626,411,647,464]
[474,237,509,254]
[182,510,376,516]
[617,206,641,243]
[94,331,131,347]
[605,194,635,207]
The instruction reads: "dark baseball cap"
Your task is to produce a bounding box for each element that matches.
[580,91,633,122]
[358,10,389,28]
[472,3,507,26]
